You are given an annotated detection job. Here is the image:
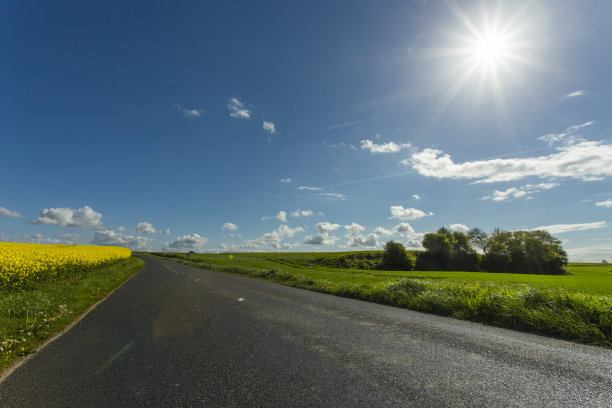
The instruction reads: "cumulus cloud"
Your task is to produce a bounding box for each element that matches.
[228,97,251,119]
[360,139,411,154]
[262,211,287,222]
[177,105,202,118]
[482,183,559,202]
[389,206,433,220]
[406,139,612,183]
[280,178,292,184]
[33,206,104,229]
[243,224,304,249]
[263,121,276,134]
[0,206,21,218]
[162,234,208,252]
[595,200,612,208]
[91,230,153,251]
[347,234,379,247]
[412,194,421,200]
[344,222,365,237]
[304,222,340,245]
[222,222,238,231]
[290,209,313,218]
[565,90,584,98]
[2,234,65,245]
[298,186,322,191]
[133,222,169,235]
[531,221,606,234]
[449,223,470,232]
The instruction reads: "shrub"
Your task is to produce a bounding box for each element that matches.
[382,241,415,271]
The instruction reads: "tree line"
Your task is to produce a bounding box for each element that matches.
[383,227,568,274]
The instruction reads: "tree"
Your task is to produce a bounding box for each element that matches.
[420,227,479,270]
[468,228,489,254]
[482,229,567,274]
[382,241,415,271]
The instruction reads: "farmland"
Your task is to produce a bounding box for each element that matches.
[0,243,143,371]
[151,251,612,347]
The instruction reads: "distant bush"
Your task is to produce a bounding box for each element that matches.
[418,227,479,271]
[318,252,382,270]
[382,241,415,271]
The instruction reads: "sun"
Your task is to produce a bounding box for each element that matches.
[471,33,508,66]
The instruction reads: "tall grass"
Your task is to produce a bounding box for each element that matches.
[154,254,611,347]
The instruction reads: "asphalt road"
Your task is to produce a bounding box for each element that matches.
[1,254,611,407]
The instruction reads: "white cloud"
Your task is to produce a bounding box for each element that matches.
[482,183,559,202]
[566,246,612,262]
[244,224,304,249]
[344,222,365,237]
[531,221,607,234]
[280,178,292,184]
[318,192,347,200]
[327,120,364,130]
[262,210,287,222]
[347,234,379,247]
[222,222,238,231]
[449,223,470,232]
[360,139,411,154]
[406,139,612,183]
[412,194,421,200]
[33,206,104,229]
[595,200,612,208]
[117,226,126,232]
[0,206,21,218]
[177,105,202,118]
[537,121,595,146]
[565,90,584,98]
[263,121,276,134]
[373,227,394,237]
[389,206,433,220]
[91,230,153,251]
[305,222,341,245]
[134,222,156,234]
[228,97,251,119]
[298,186,322,191]
[162,234,208,252]
[290,209,313,218]
[3,234,65,245]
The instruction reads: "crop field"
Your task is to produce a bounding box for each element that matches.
[0,242,141,371]
[0,242,131,291]
[152,251,612,347]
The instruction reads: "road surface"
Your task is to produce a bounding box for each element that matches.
[1,254,611,407]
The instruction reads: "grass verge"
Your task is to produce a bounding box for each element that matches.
[151,252,611,347]
[0,257,145,373]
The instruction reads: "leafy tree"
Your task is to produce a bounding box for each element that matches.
[468,228,489,254]
[420,227,479,270]
[382,241,415,271]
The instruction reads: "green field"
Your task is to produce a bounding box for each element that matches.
[151,251,612,347]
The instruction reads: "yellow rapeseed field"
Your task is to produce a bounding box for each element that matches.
[0,242,131,290]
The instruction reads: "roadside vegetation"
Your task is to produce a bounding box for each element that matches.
[150,245,611,347]
[0,243,144,372]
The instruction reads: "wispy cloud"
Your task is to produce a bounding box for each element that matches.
[261,211,287,222]
[406,139,612,183]
[482,183,559,202]
[565,90,584,98]
[318,192,347,200]
[531,221,606,234]
[280,178,292,184]
[361,139,412,154]
[327,120,364,130]
[596,200,612,208]
[0,206,21,218]
[263,121,276,134]
[177,105,202,118]
[298,186,323,191]
[290,209,313,217]
[537,121,595,146]
[412,194,421,200]
[228,97,251,119]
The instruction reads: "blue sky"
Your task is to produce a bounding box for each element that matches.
[2,0,611,261]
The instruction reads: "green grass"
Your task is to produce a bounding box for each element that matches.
[151,251,612,347]
[0,257,144,372]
